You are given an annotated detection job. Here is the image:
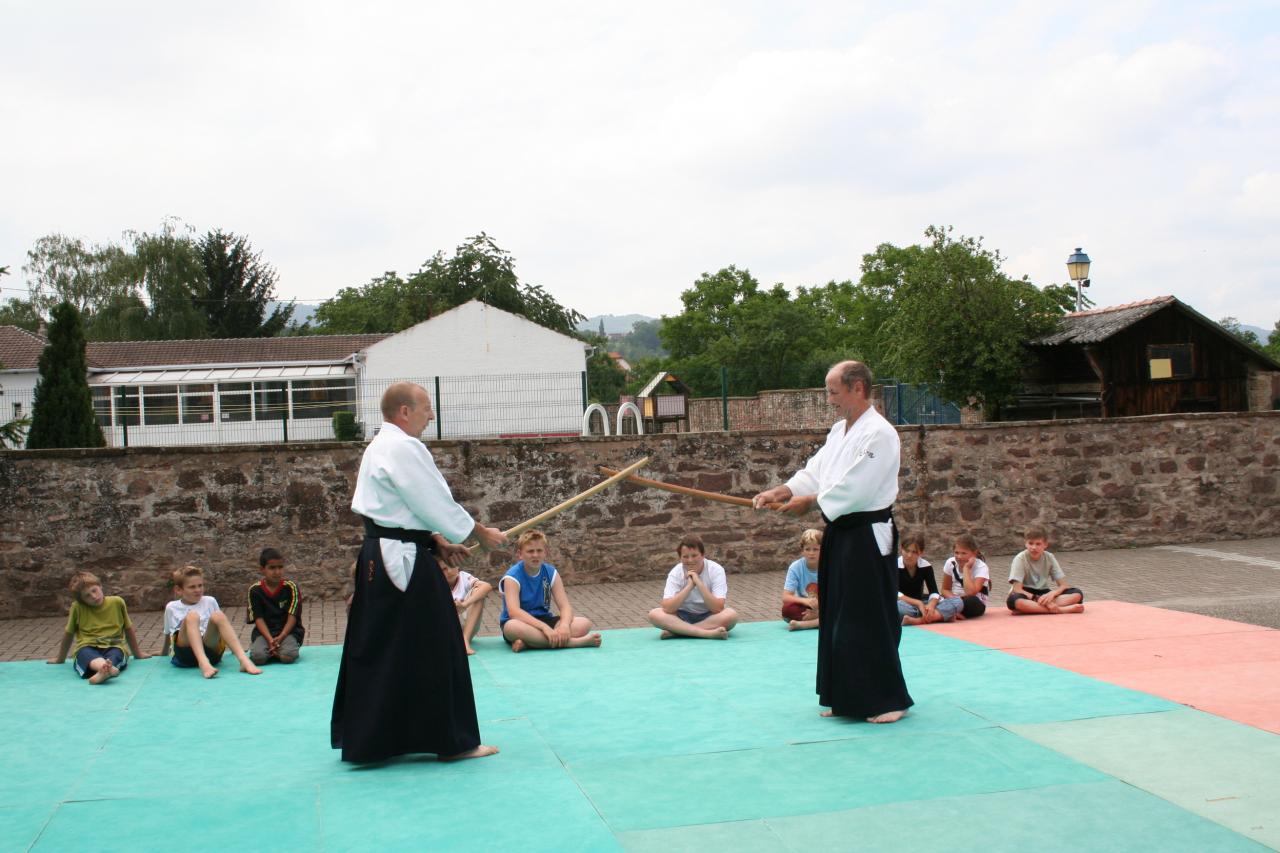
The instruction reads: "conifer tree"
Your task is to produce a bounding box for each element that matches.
[26,301,105,449]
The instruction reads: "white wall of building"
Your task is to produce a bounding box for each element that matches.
[358,301,588,439]
[0,371,38,424]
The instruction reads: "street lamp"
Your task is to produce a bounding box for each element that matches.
[1066,247,1091,310]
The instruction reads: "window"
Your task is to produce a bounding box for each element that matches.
[91,388,112,428]
[254,381,288,420]
[12,401,23,420]
[114,386,140,426]
[180,384,214,424]
[290,378,356,420]
[219,382,252,422]
[143,385,179,426]
[1148,344,1194,380]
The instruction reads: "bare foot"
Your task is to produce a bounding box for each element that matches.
[440,744,500,762]
[787,620,801,631]
[901,615,923,626]
[511,639,526,653]
[710,627,729,640]
[106,663,121,680]
[201,665,219,679]
[820,709,836,717]
[954,613,966,621]
[659,630,675,640]
[88,666,112,685]
[240,660,263,675]
[465,644,477,655]
[582,633,602,647]
[867,710,906,724]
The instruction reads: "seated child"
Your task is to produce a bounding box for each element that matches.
[445,562,492,655]
[246,548,305,665]
[499,530,601,652]
[940,533,990,619]
[163,566,262,678]
[1007,525,1085,614]
[647,534,740,639]
[896,532,961,625]
[48,571,150,683]
[781,528,822,631]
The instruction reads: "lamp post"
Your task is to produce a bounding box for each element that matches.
[1066,247,1091,311]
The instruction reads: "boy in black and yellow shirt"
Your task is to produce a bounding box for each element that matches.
[246,548,304,665]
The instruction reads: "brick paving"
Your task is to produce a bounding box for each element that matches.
[3,537,1277,662]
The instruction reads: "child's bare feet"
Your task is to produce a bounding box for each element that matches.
[574,632,602,647]
[240,661,263,675]
[867,710,906,724]
[787,620,801,631]
[88,666,112,685]
[955,613,966,621]
[710,626,729,639]
[511,639,526,653]
[659,630,675,640]
[901,615,923,626]
[106,663,121,680]
[201,664,219,679]
[440,744,499,762]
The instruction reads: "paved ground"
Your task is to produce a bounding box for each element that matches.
[3,536,1277,662]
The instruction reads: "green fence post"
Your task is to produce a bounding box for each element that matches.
[720,367,729,430]
[118,387,128,448]
[281,408,288,443]
[434,376,443,440]
[581,371,588,411]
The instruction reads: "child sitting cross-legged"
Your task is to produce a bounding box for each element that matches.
[499,531,601,653]
[781,528,822,631]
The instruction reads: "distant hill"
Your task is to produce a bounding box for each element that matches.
[270,301,320,329]
[1242,323,1271,342]
[578,314,654,335]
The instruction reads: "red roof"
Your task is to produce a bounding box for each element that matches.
[0,326,391,371]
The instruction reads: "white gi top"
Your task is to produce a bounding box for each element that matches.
[351,421,476,591]
[786,406,900,555]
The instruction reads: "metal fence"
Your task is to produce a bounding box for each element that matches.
[881,381,963,426]
[2,371,590,448]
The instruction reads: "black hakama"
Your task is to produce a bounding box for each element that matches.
[816,507,914,718]
[330,523,481,762]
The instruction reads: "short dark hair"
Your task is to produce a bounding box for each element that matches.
[677,534,705,555]
[259,547,284,567]
[899,529,925,551]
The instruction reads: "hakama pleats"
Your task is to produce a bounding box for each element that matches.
[331,534,481,762]
[816,515,914,718]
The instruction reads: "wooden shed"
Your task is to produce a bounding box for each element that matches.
[1008,295,1280,420]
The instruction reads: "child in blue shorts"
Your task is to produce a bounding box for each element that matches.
[48,571,150,683]
[499,531,601,653]
[162,566,262,678]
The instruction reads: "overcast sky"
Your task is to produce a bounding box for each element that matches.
[2,1,1277,328]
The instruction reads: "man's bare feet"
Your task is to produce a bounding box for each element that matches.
[240,661,263,675]
[201,665,219,679]
[820,709,836,717]
[465,645,477,655]
[867,710,906,724]
[659,630,675,640]
[511,639,526,653]
[440,744,500,762]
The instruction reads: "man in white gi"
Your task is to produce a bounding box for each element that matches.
[754,360,913,723]
[331,381,507,762]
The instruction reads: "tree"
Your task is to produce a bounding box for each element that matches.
[616,317,666,360]
[583,334,627,404]
[195,230,293,338]
[26,301,105,449]
[880,226,1075,418]
[310,234,584,336]
[23,234,134,322]
[1219,317,1265,353]
[0,297,42,333]
[1266,319,1280,362]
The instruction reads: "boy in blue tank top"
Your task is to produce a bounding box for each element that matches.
[499,530,602,653]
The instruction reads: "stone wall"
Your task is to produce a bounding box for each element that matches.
[2,410,1277,619]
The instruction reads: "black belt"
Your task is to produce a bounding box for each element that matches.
[362,518,437,548]
[823,505,893,529]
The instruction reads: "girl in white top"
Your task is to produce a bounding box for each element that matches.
[162,566,262,678]
[940,534,991,619]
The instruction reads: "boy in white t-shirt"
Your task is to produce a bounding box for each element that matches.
[162,566,262,678]
[940,533,990,620]
[1007,525,1085,614]
[443,563,492,655]
[647,534,739,639]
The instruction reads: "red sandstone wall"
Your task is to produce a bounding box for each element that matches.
[2,411,1276,618]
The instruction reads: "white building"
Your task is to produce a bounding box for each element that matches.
[0,301,589,446]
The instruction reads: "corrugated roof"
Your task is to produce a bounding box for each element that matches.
[1035,296,1177,345]
[0,325,48,370]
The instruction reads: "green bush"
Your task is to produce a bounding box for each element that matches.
[332,411,361,441]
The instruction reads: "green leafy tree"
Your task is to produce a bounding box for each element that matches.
[26,302,105,449]
[616,317,666,360]
[1266,319,1280,362]
[23,234,134,323]
[881,226,1074,418]
[0,297,42,333]
[1219,317,1265,353]
[583,334,627,404]
[195,230,293,338]
[311,233,583,336]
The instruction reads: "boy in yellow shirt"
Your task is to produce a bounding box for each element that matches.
[48,571,150,683]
